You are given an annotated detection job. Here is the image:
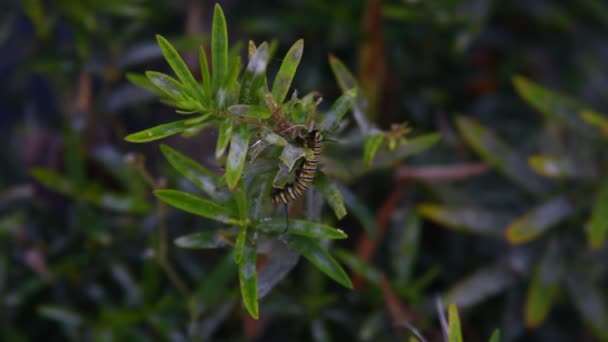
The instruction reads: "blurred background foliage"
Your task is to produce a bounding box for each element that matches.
[2,0,608,340]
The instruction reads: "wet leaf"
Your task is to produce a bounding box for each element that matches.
[154,189,238,224]
[313,171,347,220]
[587,176,608,249]
[284,235,353,288]
[126,72,163,95]
[145,71,189,102]
[160,144,227,201]
[456,116,547,195]
[506,196,576,244]
[417,204,509,236]
[211,4,228,93]
[239,238,259,319]
[256,218,347,239]
[271,39,303,104]
[372,133,440,168]
[125,115,211,142]
[391,212,420,284]
[226,123,251,190]
[156,35,205,104]
[174,230,231,249]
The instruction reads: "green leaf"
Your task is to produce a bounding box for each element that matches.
[528,155,574,179]
[234,225,248,264]
[174,230,231,249]
[211,4,228,93]
[488,330,500,342]
[145,71,188,101]
[392,212,420,284]
[216,117,234,159]
[226,123,251,190]
[31,168,149,213]
[126,72,163,95]
[271,39,303,104]
[372,133,440,168]
[329,54,358,93]
[239,42,269,104]
[319,88,357,132]
[313,171,347,220]
[256,218,347,239]
[335,249,380,284]
[284,235,352,288]
[125,115,211,143]
[160,144,227,201]
[156,35,205,104]
[445,262,517,309]
[525,242,561,327]
[199,46,211,96]
[154,189,238,224]
[447,304,463,342]
[580,109,608,136]
[363,132,384,168]
[506,196,576,244]
[239,239,259,319]
[456,117,546,195]
[587,176,608,249]
[417,204,509,237]
[513,75,598,137]
[339,185,376,239]
[227,105,271,119]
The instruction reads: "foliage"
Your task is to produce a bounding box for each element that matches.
[3,0,608,340]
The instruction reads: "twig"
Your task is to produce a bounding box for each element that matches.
[394,163,490,183]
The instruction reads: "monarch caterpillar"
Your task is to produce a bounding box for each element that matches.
[271,130,323,215]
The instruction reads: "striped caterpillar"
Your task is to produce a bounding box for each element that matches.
[271,130,323,208]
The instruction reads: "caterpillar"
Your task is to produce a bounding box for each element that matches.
[271,130,323,206]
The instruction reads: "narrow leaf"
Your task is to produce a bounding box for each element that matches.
[335,249,381,284]
[239,239,259,319]
[239,42,269,104]
[372,133,440,168]
[506,196,576,244]
[313,171,347,220]
[154,189,238,224]
[126,72,164,95]
[447,304,463,342]
[271,39,303,104]
[160,144,227,201]
[329,54,358,92]
[38,306,82,327]
[284,235,353,288]
[211,4,228,93]
[417,204,509,237]
[256,218,347,239]
[363,133,384,168]
[565,270,608,340]
[525,241,562,327]
[156,35,205,103]
[319,88,357,132]
[199,46,211,95]
[227,104,271,119]
[216,117,233,159]
[488,330,500,342]
[226,123,251,189]
[145,71,188,101]
[174,230,231,249]
[125,116,211,143]
[456,117,547,195]
[587,176,608,249]
[339,185,376,239]
[234,225,247,264]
